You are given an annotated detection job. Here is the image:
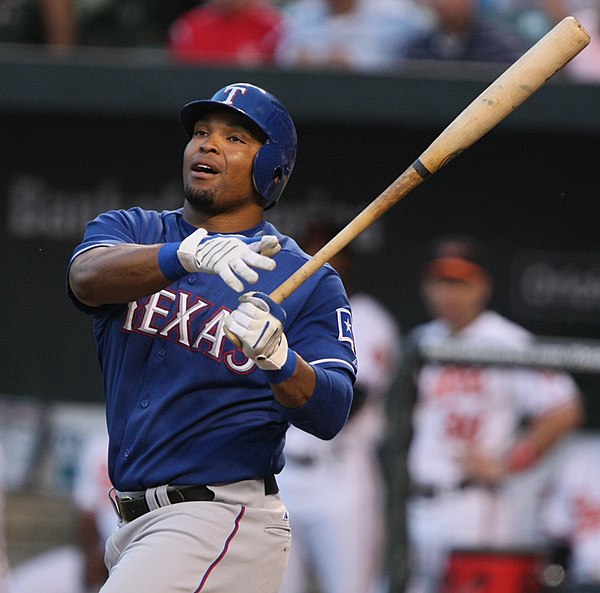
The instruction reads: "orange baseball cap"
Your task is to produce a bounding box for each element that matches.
[423,236,488,282]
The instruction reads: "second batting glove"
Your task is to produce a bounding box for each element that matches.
[176,228,281,292]
[223,292,296,379]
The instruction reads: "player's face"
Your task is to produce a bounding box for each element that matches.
[182,110,265,216]
[422,275,491,332]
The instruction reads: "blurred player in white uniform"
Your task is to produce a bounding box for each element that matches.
[277,220,401,593]
[540,431,600,590]
[384,236,583,593]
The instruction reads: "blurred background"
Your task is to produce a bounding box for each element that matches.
[0,0,599,591]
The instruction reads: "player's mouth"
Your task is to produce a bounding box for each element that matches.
[190,162,220,179]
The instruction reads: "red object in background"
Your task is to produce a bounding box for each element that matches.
[440,548,547,593]
[167,3,283,65]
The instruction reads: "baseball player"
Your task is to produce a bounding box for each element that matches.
[66,83,356,593]
[277,222,401,593]
[383,236,583,593]
[540,431,600,589]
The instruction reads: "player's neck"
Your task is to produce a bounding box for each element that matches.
[183,204,264,234]
[446,310,481,334]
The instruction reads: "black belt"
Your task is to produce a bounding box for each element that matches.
[115,475,279,523]
[286,452,320,467]
[411,479,479,499]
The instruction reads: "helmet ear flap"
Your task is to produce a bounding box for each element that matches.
[253,141,288,210]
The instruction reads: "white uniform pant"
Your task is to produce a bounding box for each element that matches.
[277,447,384,593]
[100,479,290,593]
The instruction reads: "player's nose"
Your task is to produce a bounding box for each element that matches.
[197,133,221,154]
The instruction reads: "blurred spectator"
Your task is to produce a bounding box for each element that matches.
[277,219,402,593]
[471,0,554,45]
[540,0,600,82]
[0,0,75,47]
[167,0,284,65]
[382,236,584,593]
[477,0,598,48]
[540,431,600,592]
[7,429,115,593]
[564,6,600,82]
[72,429,115,592]
[402,0,528,63]
[275,0,434,72]
[77,0,199,47]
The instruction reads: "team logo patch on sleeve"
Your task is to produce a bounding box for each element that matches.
[336,307,355,354]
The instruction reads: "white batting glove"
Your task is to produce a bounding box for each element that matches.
[223,292,290,371]
[177,229,281,292]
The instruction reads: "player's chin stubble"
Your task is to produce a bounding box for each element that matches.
[184,185,254,215]
[184,185,217,212]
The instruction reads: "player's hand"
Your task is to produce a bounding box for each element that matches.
[223,292,289,371]
[462,451,506,486]
[177,229,281,292]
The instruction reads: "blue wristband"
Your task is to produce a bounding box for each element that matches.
[262,349,297,385]
[158,242,188,280]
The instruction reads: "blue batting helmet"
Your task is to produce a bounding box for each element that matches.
[179,83,298,209]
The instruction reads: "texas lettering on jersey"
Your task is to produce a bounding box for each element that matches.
[119,287,354,374]
[121,287,255,373]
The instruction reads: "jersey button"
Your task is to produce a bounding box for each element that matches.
[124,449,130,458]
[187,276,196,284]
[158,348,166,357]
[141,399,149,408]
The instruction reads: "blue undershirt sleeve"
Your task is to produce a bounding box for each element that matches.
[273,364,354,440]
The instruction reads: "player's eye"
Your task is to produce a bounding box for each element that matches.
[228,134,245,143]
[193,129,208,137]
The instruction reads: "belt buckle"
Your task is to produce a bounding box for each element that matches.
[116,493,135,504]
[115,493,134,519]
[110,488,144,522]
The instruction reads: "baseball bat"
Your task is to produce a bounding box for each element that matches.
[226,16,589,348]
[270,16,589,303]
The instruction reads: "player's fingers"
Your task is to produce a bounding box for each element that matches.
[243,292,286,324]
[239,291,271,311]
[223,312,247,341]
[217,266,245,293]
[236,301,268,319]
[251,235,281,258]
[229,259,259,285]
[224,310,273,354]
[246,322,280,353]
[241,250,277,271]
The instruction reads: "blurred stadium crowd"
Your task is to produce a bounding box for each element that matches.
[0,0,598,81]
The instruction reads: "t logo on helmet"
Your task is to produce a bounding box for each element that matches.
[222,85,248,105]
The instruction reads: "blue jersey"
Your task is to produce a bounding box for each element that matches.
[68,207,357,491]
